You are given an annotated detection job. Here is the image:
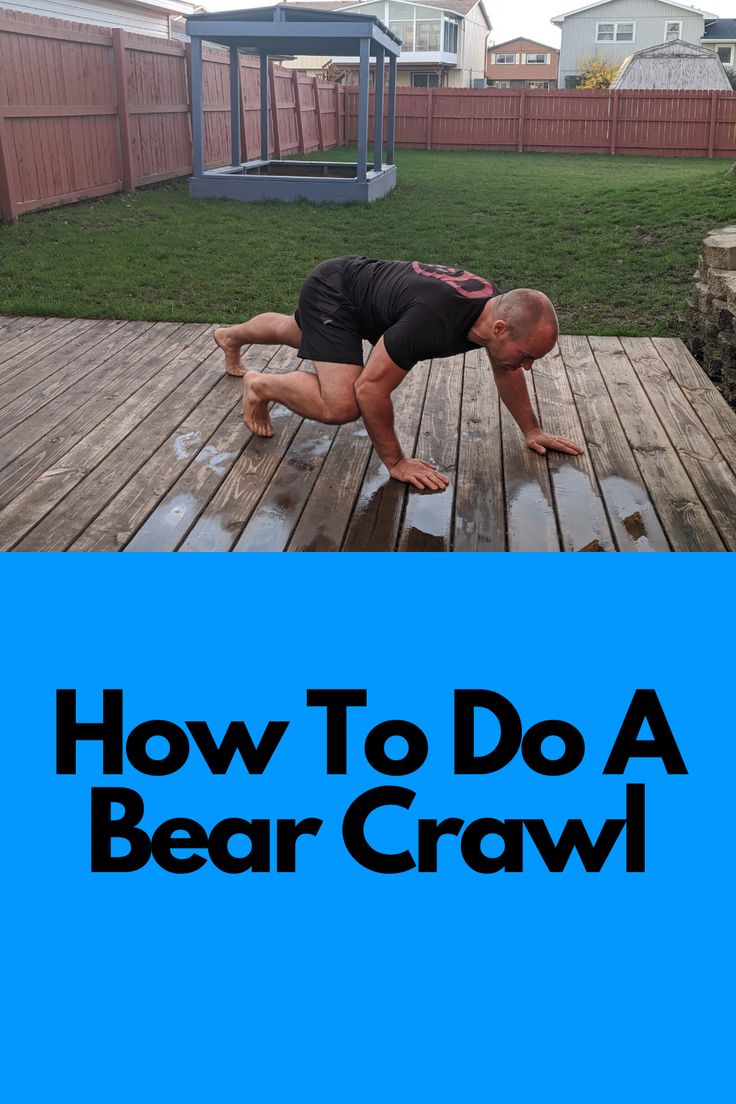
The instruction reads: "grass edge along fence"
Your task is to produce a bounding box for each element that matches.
[1,6,736,223]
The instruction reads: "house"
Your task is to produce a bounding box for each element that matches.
[702,17,736,70]
[280,0,492,88]
[550,0,719,88]
[0,0,196,38]
[486,37,559,88]
[610,36,733,88]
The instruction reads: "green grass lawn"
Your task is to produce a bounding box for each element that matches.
[1,148,734,336]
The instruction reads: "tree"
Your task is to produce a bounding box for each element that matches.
[577,56,619,89]
[724,65,736,91]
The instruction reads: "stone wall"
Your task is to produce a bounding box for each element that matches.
[685,226,736,407]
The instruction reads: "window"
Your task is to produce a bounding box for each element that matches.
[596,22,635,43]
[411,72,439,87]
[389,20,414,49]
[717,45,734,65]
[664,20,681,42]
[416,20,440,51]
[525,53,548,64]
[443,19,458,54]
[494,53,517,64]
[526,80,549,88]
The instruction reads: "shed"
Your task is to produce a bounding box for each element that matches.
[610,38,732,91]
[185,4,401,203]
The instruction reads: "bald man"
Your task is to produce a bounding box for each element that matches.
[214,257,583,491]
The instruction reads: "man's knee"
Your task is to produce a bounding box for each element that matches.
[324,397,360,425]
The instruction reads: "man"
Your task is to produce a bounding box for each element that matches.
[214,256,583,491]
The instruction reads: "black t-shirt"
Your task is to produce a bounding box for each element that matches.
[341,258,502,371]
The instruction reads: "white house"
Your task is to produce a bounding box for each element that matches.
[702,17,736,70]
[0,0,196,38]
[550,0,718,87]
[280,0,492,88]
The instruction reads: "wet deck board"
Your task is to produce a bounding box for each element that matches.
[1,317,735,552]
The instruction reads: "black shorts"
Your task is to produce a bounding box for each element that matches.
[295,257,365,367]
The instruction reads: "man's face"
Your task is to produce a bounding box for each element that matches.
[487,322,557,372]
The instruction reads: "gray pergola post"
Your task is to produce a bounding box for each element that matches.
[260,53,269,160]
[357,37,370,182]
[191,36,204,176]
[373,46,384,171]
[230,46,241,167]
[386,54,397,165]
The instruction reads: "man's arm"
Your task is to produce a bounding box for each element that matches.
[491,363,584,456]
[354,339,449,490]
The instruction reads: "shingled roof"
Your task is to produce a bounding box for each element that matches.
[610,38,732,90]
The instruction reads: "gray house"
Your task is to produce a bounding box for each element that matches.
[551,0,718,87]
[702,18,736,69]
[610,37,733,88]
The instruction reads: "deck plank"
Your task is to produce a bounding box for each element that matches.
[0,318,88,393]
[0,326,215,549]
[622,337,736,549]
[0,321,174,494]
[559,336,670,552]
[501,365,560,552]
[453,346,505,552]
[11,335,224,551]
[179,346,313,552]
[651,337,736,477]
[69,380,240,551]
[0,319,144,433]
[589,336,725,552]
[398,353,463,552]
[126,343,295,552]
[0,319,733,552]
[532,344,616,552]
[341,360,430,552]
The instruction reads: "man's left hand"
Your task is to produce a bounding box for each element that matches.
[525,428,584,455]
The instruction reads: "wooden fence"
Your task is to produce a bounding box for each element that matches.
[1,8,735,223]
[0,8,346,222]
[345,86,736,158]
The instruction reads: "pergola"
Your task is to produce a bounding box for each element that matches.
[185,5,401,203]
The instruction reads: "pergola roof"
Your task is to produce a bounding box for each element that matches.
[186,4,401,56]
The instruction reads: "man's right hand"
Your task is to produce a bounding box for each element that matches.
[388,457,449,491]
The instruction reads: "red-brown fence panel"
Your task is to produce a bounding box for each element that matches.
[0,10,121,218]
[125,32,190,184]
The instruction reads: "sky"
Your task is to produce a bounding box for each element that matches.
[200,0,736,52]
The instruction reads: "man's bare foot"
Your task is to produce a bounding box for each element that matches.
[243,371,274,437]
[214,327,246,377]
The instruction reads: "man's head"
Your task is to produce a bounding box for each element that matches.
[482,289,559,371]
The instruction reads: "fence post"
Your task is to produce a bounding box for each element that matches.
[707,91,719,158]
[184,41,194,170]
[610,89,620,155]
[0,110,19,223]
[517,89,526,153]
[112,28,135,192]
[426,87,434,150]
[268,60,282,159]
[313,77,325,151]
[292,70,306,153]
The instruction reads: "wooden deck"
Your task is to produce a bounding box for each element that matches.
[1,314,735,552]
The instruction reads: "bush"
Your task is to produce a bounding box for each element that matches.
[577,56,620,89]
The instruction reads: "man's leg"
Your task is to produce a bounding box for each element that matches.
[243,360,362,437]
[214,313,301,377]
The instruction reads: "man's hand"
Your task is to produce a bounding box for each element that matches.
[388,457,450,491]
[525,427,584,456]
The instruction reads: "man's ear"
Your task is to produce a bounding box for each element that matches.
[492,318,509,337]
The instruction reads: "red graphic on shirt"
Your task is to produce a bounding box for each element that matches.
[411,261,498,299]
